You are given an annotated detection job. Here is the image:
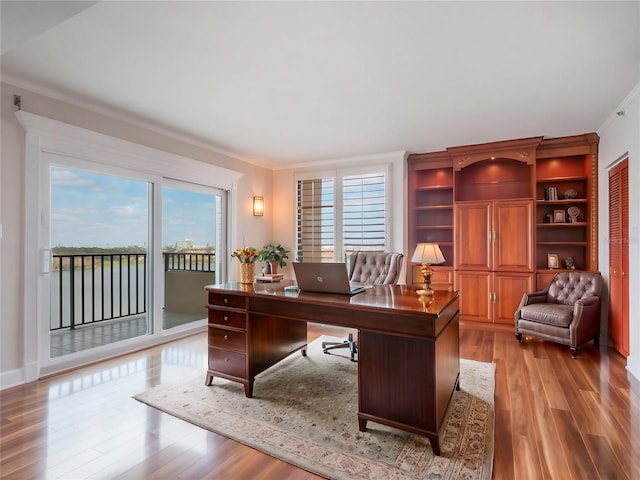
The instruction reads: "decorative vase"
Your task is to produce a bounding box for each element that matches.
[239,262,255,284]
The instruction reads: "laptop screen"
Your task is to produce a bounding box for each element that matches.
[292,262,366,295]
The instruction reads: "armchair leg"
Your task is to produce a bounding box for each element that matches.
[570,347,578,359]
[515,333,523,344]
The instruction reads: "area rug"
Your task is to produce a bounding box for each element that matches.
[134,336,495,480]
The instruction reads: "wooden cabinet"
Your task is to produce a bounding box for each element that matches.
[455,271,534,325]
[455,200,534,324]
[454,199,534,272]
[407,134,598,329]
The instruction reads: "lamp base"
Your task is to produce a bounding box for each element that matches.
[416,287,435,296]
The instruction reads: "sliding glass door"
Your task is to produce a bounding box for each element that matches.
[49,165,152,358]
[162,181,224,330]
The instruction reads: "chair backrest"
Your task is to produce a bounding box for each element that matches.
[347,252,404,285]
[547,271,602,305]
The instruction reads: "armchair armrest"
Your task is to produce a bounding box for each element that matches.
[521,290,548,306]
[570,296,602,345]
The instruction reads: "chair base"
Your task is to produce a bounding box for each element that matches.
[322,333,357,362]
[515,332,600,359]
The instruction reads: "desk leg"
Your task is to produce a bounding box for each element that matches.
[244,381,254,398]
[358,418,367,432]
[429,438,441,456]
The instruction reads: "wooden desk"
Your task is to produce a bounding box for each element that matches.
[204,281,460,455]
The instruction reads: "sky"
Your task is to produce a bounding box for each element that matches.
[50,166,217,249]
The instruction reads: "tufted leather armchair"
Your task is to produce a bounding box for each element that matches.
[322,251,404,361]
[514,271,602,358]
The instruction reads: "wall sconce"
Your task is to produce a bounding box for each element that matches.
[253,196,264,216]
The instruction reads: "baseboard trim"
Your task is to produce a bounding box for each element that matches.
[626,354,640,389]
[0,368,25,390]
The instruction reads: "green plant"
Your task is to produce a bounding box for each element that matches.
[258,244,290,268]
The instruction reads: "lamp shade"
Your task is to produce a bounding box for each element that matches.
[411,243,446,265]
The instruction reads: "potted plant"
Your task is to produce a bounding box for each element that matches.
[258,244,290,274]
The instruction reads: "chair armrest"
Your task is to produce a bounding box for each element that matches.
[521,291,548,306]
[570,296,602,345]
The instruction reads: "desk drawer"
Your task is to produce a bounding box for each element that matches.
[208,309,247,329]
[208,292,247,309]
[209,348,246,378]
[209,328,246,353]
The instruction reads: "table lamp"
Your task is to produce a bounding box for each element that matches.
[411,243,446,296]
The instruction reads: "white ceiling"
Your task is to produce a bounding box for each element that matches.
[1,1,639,169]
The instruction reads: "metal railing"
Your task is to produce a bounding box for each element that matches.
[164,252,216,272]
[51,252,215,331]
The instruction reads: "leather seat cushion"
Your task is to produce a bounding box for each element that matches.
[519,303,574,328]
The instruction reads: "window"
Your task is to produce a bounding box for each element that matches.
[296,166,389,262]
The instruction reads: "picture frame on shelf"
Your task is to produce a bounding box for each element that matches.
[547,253,560,269]
[553,209,566,223]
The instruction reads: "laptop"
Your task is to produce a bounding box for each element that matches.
[292,262,368,295]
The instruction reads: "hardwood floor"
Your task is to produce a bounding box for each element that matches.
[2,324,639,479]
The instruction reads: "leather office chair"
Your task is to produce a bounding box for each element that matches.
[514,271,602,358]
[322,251,404,361]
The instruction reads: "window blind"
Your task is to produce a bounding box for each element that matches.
[296,177,335,262]
[296,169,387,262]
[343,172,386,253]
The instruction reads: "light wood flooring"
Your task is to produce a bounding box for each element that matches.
[2,324,639,479]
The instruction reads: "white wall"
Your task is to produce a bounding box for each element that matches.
[0,82,273,387]
[597,82,640,382]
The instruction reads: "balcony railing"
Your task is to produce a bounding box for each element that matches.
[51,252,215,331]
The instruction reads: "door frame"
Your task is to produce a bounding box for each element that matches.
[17,111,242,380]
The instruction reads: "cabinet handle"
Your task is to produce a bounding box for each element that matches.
[224,298,229,304]
[224,334,229,340]
[224,357,230,362]
[223,316,229,322]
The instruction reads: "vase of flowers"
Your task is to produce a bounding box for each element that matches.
[231,247,261,284]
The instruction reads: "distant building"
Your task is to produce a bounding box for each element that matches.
[175,238,194,250]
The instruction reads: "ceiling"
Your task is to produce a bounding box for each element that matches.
[1,1,639,169]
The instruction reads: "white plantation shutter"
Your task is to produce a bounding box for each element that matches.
[296,167,388,262]
[343,172,386,253]
[296,177,335,262]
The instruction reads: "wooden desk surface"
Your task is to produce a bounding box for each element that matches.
[206,281,459,338]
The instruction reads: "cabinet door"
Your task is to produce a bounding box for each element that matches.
[608,159,629,356]
[493,272,534,325]
[493,200,534,272]
[455,202,491,271]
[455,271,491,322]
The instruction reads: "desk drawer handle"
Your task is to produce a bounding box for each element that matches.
[223,316,229,322]
[224,357,230,362]
[224,335,229,340]
[224,298,229,304]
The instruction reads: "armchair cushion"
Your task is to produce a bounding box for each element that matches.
[519,303,573,327]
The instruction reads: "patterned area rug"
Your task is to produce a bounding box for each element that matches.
[134,336,495,480]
